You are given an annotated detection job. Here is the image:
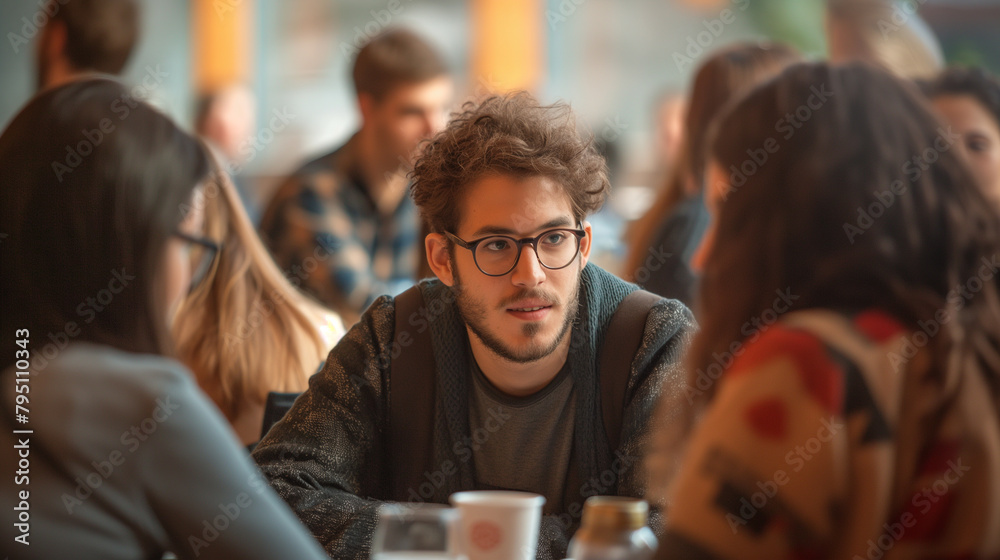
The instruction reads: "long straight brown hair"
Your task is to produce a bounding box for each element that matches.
[622,42,801,281]
[692,62,1000,411]
[1,78,209,371]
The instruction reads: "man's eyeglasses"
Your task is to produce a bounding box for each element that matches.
[445,227,586,277]
[172,231,221,292]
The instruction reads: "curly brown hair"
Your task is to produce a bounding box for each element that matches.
[410,92,610,234]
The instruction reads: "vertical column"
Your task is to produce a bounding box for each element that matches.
[471,0,544,94]
[193,0,254,93]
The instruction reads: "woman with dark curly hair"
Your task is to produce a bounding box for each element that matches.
[923,66,1000,210]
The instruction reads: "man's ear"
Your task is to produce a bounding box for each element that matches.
[358,92,377,125]
[42,20,67,57]
[578,220,593,268]
[425,233,455,286]
[38,20,68,80]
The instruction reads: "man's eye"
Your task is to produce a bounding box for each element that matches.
[967,138,989,153]
[484,239,510,251]
[542,232,567,245]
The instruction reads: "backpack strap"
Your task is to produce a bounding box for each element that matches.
[387,284,437,500]
[599,289,663,453]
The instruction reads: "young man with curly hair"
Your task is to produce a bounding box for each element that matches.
[253,92,695,559]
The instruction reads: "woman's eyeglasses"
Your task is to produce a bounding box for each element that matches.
[172,231,221,293]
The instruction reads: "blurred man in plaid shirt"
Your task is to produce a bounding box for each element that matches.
[260,28,453,324]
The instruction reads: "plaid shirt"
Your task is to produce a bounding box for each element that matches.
[260,136,418,322]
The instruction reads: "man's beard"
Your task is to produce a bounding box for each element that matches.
[452,264,581,364]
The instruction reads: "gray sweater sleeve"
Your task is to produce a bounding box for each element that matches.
[137,359,331,560]
[16,344,329,560]
[252,296,395,559]
[616,298,696,533]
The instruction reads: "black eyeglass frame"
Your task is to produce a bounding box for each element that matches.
[172,231,222,292]
[444,227,587,277]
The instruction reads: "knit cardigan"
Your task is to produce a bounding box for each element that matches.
[252,263,695,559]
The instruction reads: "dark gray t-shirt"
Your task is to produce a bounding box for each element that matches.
[468,359,577,515]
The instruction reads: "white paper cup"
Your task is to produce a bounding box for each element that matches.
[449,491,545,560]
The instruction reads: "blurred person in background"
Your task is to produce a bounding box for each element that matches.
[253,92,696,560]
[922,66,1000,211]
[0,78,328,559]
[260,27,453,325]
[653,91,688,190]
[657,93,687,169]
[826,0,944,80]
[195,84,262,224]
[172,164,345,449]
[35,0,139,90]
[622,42,801,307]
[647,62,1000,559]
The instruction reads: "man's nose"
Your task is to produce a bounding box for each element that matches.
[510,244,545,287]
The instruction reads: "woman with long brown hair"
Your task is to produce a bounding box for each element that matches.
[622,42,800,305]
[649,62,1000,558]
[0,78,328,559]
[172,164,344,447]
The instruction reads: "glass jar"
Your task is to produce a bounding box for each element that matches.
[567,497,658,560]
